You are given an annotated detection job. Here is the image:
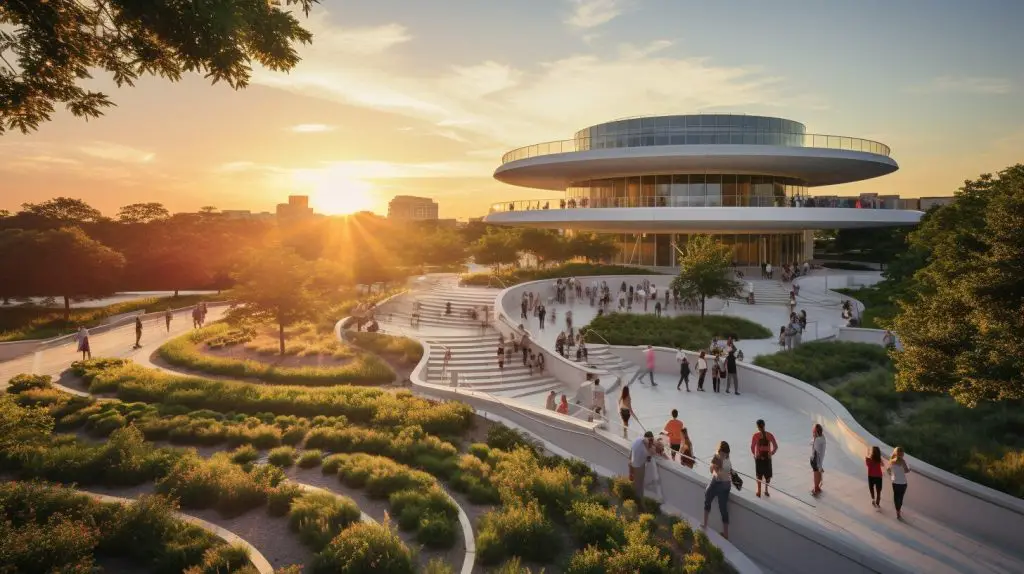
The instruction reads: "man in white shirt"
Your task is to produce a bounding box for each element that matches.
[591,378,606,421]
[630,431,655,498]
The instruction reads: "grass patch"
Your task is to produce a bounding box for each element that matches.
[0,481,251,574]
[288,491,362,551]
[0,294,220,342]
[347,331,424,366]
[460,263,660,287]
[583,312,772,350]
[156,453,284,517]
[157,322,395,386]
[752,341,890,385]
[297,449,324,469]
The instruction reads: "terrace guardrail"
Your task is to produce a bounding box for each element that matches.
[488,195,901,212]
[501,132,891,164]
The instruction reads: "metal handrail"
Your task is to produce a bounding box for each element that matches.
[488,195,903,213]
[501,132,891,163]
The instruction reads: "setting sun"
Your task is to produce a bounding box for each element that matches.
[292,168,377,215]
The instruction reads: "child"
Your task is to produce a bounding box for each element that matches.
[866,446,885,508]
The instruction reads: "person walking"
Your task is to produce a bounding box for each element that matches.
[628,345,657,386]
[497,343,505,371]
[545,390,557,411]
[676,349,691,391]
[442,346,452,379]
[810,424,827,495]
[133,315,143,349]
[866,446,886,508]
[199,302,208,326]
[696,351,708,391]
[592,378,606,420]
[888,446,911,520]
[750,419,779,498]
[629,431,655,500]
[664,409,685,461]
[702,441,733,540]
[164,307,172,332]
[680,428,696,468]
[75,326,91,361]
[618,386,636,438]
[192,305,202,329]
[725,348,740,395]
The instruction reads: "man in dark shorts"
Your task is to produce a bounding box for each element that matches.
[750,419,779,498]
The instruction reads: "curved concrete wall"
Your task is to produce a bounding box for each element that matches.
[609,345,1024,556]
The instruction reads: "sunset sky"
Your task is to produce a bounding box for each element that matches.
[2,0,1023,219]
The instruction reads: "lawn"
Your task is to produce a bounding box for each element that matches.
[158,322,396,386]
[583,312,772,350]
[0,293,221,342]
[754,341,1024,499]
[460,262,661,287]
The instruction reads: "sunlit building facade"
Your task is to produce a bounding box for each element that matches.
[484,114,922,267]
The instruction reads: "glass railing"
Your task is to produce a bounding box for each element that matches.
[500,132,891,164]
[488,196,897,212]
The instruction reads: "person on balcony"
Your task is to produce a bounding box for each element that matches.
[560,199,566,209]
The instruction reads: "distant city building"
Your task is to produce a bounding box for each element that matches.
[917,196,955,210]
[388,195,439,221]
[277,195,315,221]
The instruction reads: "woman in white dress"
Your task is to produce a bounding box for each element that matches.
[810,423,826,495]
[75,326,91,361]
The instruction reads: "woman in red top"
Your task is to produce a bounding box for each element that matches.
[865,446,886,508]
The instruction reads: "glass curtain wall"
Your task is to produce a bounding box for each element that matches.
[610,232,806,267]
[566,174,807,208]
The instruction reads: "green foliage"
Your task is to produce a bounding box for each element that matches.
[311,521,415,574]
[155,453,278,517]
[297,449,324,468]
[476,499,560,565]
[470,229,522,271]
[267,446,296,467]
[584,313,771,350]
[486,424,539,454]
[335,453,436,499]
[267,483,304,517]
[424,558,457,574]
[461,262,659,287]
[229,445,260,465]
[752,341,891,385]
[6,373,53,394]
[821,261,876,271]
[609,477,637,502]
[0,0,317,134]
[567,501,627,550]
[288,491,362,551]
[567,546,608,574]
[671,235,745,317]
[73,359,474,435]
[347,331,424,365]
[891,165,1024,405]
[834,286,900,329]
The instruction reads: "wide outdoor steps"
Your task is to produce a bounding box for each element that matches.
[418,333,563,398]
[746,279,843,306]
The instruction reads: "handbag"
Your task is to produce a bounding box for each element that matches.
[730,470,743,491]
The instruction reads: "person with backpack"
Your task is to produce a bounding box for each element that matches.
[750,419,779,498]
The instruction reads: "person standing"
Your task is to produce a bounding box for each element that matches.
[696,351,708,391]
[810,424,827,495]
[644,345,657,386]
[192,305,201,329]
[497,343,505,371]
[75,326,91,361]
[164,307,173,332]
[702,441,733,540]
[680,428,696,468]
[664,410,685,461]
[888,446,911,520]
[592,378,606,420]
[725,348,740,395]
[866,446,886,508]
[750,419,779,498]
[545,390,557,411]
[538,305,547,330]
[133,315,143,349]
[442,346,452,379]
[676,349,691,391]
[618,386,636,438]
[556,394,570,415]
[199,302,208,326]
[629,431,655,500]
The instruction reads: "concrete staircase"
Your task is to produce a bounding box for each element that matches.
[376,286,498,329]
[747,279,843,306]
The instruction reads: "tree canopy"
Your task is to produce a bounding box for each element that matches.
[471,229,520,270]
[891,164,1024,406]
[19,197,103,223]
[670,235,744,318]
[117,202,170,224]
[0,0,318,134]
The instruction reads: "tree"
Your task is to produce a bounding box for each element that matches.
[670,235,744,319]
[25,227,126,322]
[0,209,10,218]
[199,206,219,215]
[892,165,1024,406]
[0,229,35,304]
[516,228,565,266]
[117,202,170,224]
[231,247,322,355]
[405,227,468,268]
[471,229,520,271]
[567,233,618,263]
[19,197,103,223]
[0,0,317,134]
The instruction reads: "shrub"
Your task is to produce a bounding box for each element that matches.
[672,520,695,548]
[311,521,415,574]
[156,454,271,517]
[230,445,260,465]
[321,454,346,474]
[183,543,252,574]
[6,373,52,394]
[225,423,282,449]
[683,552,710,574]
[347,331,424,365]
[609,477,636,501]
[604,542,672,574]
[288,491,361,551]
[476,500,560,565]
[424,558,456,574]
[267,483,304,517]
[567,501,626,550]
[486,424,538,454]
[468,443,491,461]
[297,449,324,469]
[417,512,458,548]
[335,453,435,499]
[566,546,608,574]
[459,263,658,287]
[752,341,891,385]
[267,446,296,467]
[583,313,772,350]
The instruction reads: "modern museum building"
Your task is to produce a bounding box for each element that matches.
[484,114,923,267]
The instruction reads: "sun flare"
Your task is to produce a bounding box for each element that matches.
[292,168,377,215]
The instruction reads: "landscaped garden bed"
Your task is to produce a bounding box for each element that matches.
[753,341,1024,499]
[583,312,773,350]
[347,331,425,367]
[460,262,662,287]
[158,322,396,386]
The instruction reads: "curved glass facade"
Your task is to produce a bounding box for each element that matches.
[566,174,808,208]
[602,232,809,268]
[574,115,807,149]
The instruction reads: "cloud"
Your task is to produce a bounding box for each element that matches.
[444,61,523,98]
[909,76,1012,95]
[566,0,627,30]
[289,123,336,133]
[78,141,155,162]
[310,18,411,55]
